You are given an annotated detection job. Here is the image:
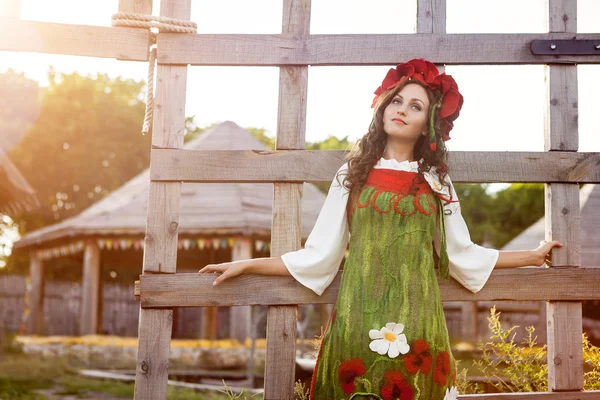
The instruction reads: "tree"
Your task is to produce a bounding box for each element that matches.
[9,70,150,233]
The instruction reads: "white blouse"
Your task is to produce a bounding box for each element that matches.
[280,158,499,296]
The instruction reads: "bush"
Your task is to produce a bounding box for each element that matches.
[458,306,600,393]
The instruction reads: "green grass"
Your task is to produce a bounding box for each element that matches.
[0,352,260,399]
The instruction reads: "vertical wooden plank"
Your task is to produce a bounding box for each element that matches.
[416,0,446,34]
[80,241,101,335]
[134,0,191,398]
[118,0,153,14]
[545,0,583,391]
[27,253,44,335]
[230,237,252,343]
[265,0,310,398]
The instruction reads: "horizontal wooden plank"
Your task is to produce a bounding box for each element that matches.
[157,33,600,66]
[149,149,600,183]
[0,19,149,61]
[139,267,600,307]
[458,391,600,399]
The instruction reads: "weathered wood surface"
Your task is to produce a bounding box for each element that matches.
[458,391,600,399]
[157,33,600,66]
[27,253,44,335]
[138,268,600,308]
[118,0,153,14]
[417,0,445,34]
[135,0,189,397]
[0,20,149,60]
[150,149,600,183]
[264,0,310,397]
[80,242,101,335]
[544,0,584,392]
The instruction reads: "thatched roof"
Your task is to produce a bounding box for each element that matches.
[0,146,39,217]
[15,122,327,248]
[502,184,599,267]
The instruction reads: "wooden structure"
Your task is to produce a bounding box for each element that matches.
[0,146,38,216]
[12,122,327,339]
[3,0,600,398]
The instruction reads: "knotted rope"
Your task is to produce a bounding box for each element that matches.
[111,12,197,134]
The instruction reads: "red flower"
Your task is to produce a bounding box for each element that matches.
[433,351,451,386]
[404,339,432,375]
[380,370,414,400]
[431,74,464,141]
[371,59,464,141]
[373,59,439,99]
[338,358,367,395]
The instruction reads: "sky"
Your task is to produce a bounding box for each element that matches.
[0,0,598,152]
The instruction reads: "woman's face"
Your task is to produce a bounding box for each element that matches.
[382,83,430,143]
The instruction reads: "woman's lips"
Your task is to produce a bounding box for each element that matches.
[392,118,407,125]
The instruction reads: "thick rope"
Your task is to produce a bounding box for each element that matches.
[111,13,197,134]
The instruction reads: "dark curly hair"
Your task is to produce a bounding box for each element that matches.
[338,79,453,207]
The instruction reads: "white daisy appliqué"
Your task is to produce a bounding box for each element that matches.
[444,386,459,400]
[368,322,410,359]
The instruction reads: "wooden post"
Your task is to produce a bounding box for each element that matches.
[134,0,189,398]
[544,0,583,391]
[264,0,310,397]
[201,247,218,339]
[80,241,101,335]
[118,0,152,14]
[27,252,45,335]
[230,237,252,343]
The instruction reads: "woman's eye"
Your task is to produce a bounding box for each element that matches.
[412,104,422,111]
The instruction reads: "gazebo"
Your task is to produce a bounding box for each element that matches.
[14,121,327,340]
[0,146,38,216]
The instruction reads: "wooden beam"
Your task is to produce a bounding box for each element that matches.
[264,1,310,397]
[416,0,445,34]
[149,149,600,183]
[134,0,191,398]
[138,268,600,308]
[156,33,600,66]
[545,0,583,392]
[80,241,101,335]
[27,252,45,335]
[458,391,600,399]
[0,20,149,61]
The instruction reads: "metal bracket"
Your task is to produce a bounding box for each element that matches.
[531,39,600,55]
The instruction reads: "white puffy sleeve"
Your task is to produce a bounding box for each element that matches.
[280,163,350,296]
[432,174,500,294]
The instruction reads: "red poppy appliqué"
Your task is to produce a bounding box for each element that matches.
[433,351,451,386]
[404,339,433,375]
[380,370,415,400]
[338,358,367,395]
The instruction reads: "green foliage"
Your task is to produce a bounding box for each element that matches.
[294,380,310,399]
[218,379,263,399]
[488,183,545,248]
[458,306,600,393]
[472,306,548,392]
[0,69,41,151]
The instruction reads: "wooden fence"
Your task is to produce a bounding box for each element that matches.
[4,0,600,398]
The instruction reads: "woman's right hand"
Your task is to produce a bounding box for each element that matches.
[199,261,248,286]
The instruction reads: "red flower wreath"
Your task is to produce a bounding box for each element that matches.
[404,339,433,375]
[433,351,452,386]
[338,358,367,395]
[380,370,415,400]
[371,58,464,142]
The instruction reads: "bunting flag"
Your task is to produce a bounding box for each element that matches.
[33,237,271,260]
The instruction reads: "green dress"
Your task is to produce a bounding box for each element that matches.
[309,167,457,400]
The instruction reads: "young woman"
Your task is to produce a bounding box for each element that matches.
[199,59,562,399]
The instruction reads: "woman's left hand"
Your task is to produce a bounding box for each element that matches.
[532,240,563,267]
